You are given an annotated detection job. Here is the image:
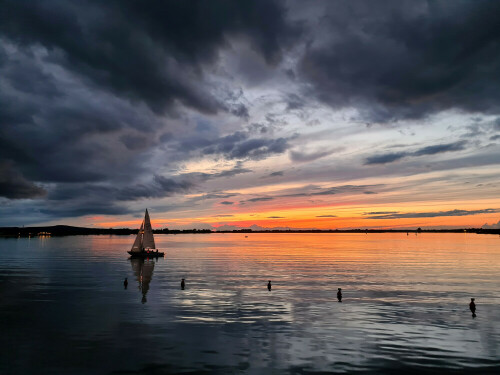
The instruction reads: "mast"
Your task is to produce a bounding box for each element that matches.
[142,209,156,250]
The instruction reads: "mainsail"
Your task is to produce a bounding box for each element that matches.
[130,221,144,253]
[142,209,156,250]
[130,209,156,253]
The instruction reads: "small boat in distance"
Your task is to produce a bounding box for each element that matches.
[128,209,164,258]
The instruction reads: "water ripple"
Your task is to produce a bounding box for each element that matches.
[0,233,499,374]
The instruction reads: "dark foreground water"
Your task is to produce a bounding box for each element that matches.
[0,233,499,374]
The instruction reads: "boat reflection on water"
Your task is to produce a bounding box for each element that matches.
[129,257,156,304]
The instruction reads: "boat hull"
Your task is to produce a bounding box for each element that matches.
[128,251,164,258]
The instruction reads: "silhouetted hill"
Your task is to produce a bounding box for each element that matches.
[0,225,136,237]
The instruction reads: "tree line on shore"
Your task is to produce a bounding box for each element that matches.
[0,225,498,237]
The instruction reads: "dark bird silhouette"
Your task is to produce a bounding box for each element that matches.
[181,278,185,290]
[267,280,272,291]
[469,298,476,318]
[123,278,128,289]
[337,288,342,302]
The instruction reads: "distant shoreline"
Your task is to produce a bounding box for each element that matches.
[1,225,498,237]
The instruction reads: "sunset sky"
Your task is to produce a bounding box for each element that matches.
[1,0,500,230]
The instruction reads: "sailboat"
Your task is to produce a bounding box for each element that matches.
[127,209,165,257]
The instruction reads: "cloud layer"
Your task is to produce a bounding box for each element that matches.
[1,1,499,227]
[365,141,467,165]
[367,209,499,220]
[298,0,500,121]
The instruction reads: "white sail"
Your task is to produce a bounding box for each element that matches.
[142,209,156,249]
[130,221,144,253]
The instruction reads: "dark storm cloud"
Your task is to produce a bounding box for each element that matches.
[247,123,271,135]
[118,175,194,200]
[365,152,409,165]
[240,185,384,204]
[120,133,150,151]
[413,141,467,156]
[0,41,165,185]
[178,131,291,161]
[460,124,484,139]
[281,184,383,198]
[1,0,300,114]
[197,192,238,200]
[179,164,253,183]
[310,185,381,196]
[494,118,500,130]
[39,201,130,218]
[209,165,253,179]
[0,44,60,99]
[289,149,333,163]
[367,209,499,219]
[243,197,275,203]
[364,211,399,215]
[202,135,291,160]
[261,170,284,179]
[298,0,500,121]
[35,174,196,219]
[0,0,302,222]
[269,171,284,177]
[365,141,467,165]
[227,103,250,119]
[285,94,306,110]
[188,161,253,181]
[49,175,194,203]
[459,116,500,139]
[185,191,240,206]
[0,162,46,199]
[230,138,289,160]
[0,32,252,216]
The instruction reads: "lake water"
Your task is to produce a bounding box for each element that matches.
[0,233,499,374]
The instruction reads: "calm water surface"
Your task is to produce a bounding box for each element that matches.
[0,233,499,374]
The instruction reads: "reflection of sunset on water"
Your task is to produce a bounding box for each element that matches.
[1,233,499,373]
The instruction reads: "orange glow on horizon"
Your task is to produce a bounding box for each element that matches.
[93,202,499,230]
